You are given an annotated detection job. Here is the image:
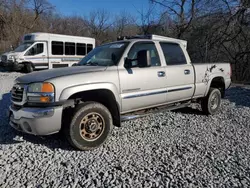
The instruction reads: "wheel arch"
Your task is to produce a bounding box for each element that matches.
[206,76,226,98]
[22,61,35,68]
[61,84,121,127]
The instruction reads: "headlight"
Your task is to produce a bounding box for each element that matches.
[9,55,16,60]
[27,82,55,103]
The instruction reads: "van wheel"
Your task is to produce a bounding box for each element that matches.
[201,87,221,115]
[24,63,34,73]
[64,102,113,151]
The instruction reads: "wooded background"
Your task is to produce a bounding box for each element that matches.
[0,0,249,82]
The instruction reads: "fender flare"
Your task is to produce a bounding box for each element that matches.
[59,82,121,110]
[204,73,226,96]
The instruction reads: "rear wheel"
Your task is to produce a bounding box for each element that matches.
[201,87,221,115]
[64,102,113,150]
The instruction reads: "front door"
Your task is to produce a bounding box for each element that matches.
[24,42,48,69]
[119,42,168,113]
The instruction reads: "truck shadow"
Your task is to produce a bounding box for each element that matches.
[173,107,205,115]
[173,86,250,115]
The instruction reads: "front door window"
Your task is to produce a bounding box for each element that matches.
[25,43,44,56]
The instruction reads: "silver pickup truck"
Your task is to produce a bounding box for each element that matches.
[8,35,231,150]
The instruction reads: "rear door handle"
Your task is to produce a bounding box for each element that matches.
[184,69,190,75]
[158,71,166,77]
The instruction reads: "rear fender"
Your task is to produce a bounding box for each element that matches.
[205,73,225,96]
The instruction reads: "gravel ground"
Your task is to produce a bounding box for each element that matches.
[0,70,250,188]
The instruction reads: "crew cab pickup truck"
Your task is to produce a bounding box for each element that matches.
[8,35,231,150]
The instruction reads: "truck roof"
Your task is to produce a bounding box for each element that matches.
[117,34,187,49]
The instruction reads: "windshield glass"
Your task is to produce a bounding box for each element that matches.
[78,42,129,66]
[14,42,34,52]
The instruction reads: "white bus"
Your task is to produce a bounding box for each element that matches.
[1,32,95,72]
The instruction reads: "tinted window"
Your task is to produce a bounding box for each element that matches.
[24,35,32,41]
[52,41,63,55]
[160,43,187,65]
[78,42,129,66]
[65,42,75,55]
[77,43,86,55]
[25,43,43,56]
[87,44,93,53]
[127,42,161,67]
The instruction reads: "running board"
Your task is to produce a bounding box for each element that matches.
[121,102,191,121]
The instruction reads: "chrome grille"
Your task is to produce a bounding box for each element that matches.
[11,84,24,102]
[1,55,7,63]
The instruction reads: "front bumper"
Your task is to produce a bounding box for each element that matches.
[8,105,63,135]
[2,60,24,71]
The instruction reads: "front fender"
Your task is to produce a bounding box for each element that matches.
[59,82,121,108]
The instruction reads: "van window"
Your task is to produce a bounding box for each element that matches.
[87,44,93,53]
[77,43,86,55]
[65,42,75,55]
[160,42,187,65]
[25,43,44,56]
[24,35,32,41]
[52,41,63,55]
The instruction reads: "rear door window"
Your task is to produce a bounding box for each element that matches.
[160,42,187,65]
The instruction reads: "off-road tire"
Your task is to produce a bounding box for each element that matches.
[201,87,221,115]
[64,102,113,151]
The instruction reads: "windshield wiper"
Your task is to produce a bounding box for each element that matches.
[85,61,99,66]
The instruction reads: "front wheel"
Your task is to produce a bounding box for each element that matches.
[24,63,34,73]
[201,87,221,115]
[64,102,113,151]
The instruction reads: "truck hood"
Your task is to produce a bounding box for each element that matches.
[16,66,107,83]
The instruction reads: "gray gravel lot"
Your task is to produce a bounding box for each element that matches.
[0,70,250,187]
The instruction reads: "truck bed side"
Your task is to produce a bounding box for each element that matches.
[193,63,231,98]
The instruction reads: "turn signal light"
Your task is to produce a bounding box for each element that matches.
[41,83,54,93]
[40,96,50,102]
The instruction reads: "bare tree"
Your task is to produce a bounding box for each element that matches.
[29,0,54,29]
[113,11,137,37]
[85,9,113,44]
[150,0,198,38]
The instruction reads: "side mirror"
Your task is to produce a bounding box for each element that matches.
[124,58,132,69]
[137,50,151,68]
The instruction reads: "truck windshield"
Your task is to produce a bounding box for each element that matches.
[78,42,129,66]
[14,42,34,52]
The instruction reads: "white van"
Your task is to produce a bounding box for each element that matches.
[1,32,95,72]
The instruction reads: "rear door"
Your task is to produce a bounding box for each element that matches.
[119,42,168,113]
[159,42,195,102]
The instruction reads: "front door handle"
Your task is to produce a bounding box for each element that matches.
[158,71,166,77]
[184,69,190,75]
